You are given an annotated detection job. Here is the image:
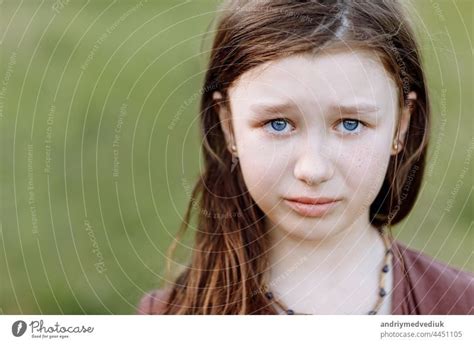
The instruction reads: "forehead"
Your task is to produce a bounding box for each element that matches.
[228,49,399,111]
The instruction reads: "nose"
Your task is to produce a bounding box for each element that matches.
[293,135,334,186]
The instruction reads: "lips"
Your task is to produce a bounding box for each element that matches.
[284,197,341,217]
[285,196,340,205]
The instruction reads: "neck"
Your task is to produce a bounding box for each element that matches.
[265,215,388,314]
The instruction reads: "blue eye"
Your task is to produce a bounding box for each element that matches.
[343,119,359,131]
[271,119,287,131]
[263,118,293,135]
[338,119,364,134]
[262,118,365,136]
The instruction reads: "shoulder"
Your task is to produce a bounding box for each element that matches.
[395,240,474,315]
[136,289,172,315]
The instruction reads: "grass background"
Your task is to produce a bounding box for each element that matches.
[0,0,472,314]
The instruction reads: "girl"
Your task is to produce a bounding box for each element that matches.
[137,0,473,315]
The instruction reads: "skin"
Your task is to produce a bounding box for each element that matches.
[214,48,416,314]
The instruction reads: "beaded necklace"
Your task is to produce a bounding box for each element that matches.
[263,228,393,315]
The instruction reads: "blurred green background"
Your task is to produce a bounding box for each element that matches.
[0,0,472,314]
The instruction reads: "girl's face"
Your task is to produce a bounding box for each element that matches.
[218,49,411,241]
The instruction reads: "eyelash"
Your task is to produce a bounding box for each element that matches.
[261,118,368,136]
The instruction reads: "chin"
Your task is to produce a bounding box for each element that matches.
[278,217,343,241]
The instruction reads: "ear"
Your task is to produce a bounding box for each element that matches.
[213,91,235,154]
[392,91,417,155]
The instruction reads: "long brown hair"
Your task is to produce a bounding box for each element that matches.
[163,0,430,314]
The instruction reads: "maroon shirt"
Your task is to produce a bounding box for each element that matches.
[137,240,474,315]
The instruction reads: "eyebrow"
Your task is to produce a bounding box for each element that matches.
[249,101,380,117]
[250,102,298,117]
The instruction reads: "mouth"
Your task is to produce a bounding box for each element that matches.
[283,197,341,217]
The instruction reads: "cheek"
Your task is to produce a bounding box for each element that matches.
[237,140,290,199]
[339,136,391,208]
[233,127,293,205]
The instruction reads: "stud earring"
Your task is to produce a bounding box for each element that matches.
[393,139,399,151]
[231,144,237,153]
